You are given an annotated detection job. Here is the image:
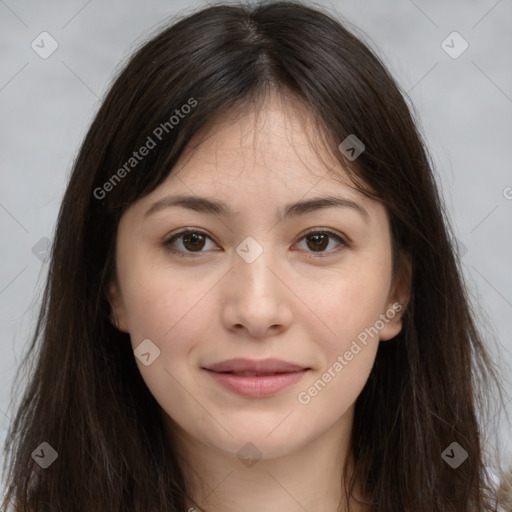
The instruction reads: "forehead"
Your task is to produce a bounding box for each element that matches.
[119,92,390,241]
[168,91,356,192]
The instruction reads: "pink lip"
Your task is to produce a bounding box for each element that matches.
[203,358,309,397]
[204,358,307,373]
[205,370,308,397]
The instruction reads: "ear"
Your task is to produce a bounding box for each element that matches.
[379,252,412,342]
[107,279,129,333]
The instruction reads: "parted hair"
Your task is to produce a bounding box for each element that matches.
[2,1,508,511]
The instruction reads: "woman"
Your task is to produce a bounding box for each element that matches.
[1,1,508,510]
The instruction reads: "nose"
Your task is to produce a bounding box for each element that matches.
[220,243,293,339]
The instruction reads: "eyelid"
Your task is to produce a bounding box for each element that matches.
[164,227,209,242]
[300,227,349,245]
[295,227,349,257]
[163,227,349,257]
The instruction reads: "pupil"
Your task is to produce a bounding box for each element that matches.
[184,233,205,251]
[308,234,327,251]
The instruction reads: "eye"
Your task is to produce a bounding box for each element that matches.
[162,228,349,257]
[163,229,218,257]
[294,228,349,257]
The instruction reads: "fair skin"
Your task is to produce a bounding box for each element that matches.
[108,91,410,512]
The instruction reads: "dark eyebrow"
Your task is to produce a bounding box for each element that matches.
[144,194,370,223]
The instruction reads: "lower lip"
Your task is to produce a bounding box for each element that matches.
[204,369,308,397]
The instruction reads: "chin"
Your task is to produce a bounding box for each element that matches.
[201,423,314,462]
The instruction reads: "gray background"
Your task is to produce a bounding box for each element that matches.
[1,0,511,488]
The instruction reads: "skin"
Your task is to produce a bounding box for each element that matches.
[108,91,411,512]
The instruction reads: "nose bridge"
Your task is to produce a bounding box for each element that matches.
[220,233,293,336]
[233,234,277,295]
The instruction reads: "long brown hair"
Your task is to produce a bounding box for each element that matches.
[2,1,508,510]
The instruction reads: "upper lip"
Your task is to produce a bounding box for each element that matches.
[203,358,308,373]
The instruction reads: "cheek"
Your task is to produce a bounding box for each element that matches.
[297,342,377,433]
[118,244,211,337]
[119,265,221,394]
[295,255,391,417]
[125,278,210,352]
[296,272,383,417]
[303,259,392,353]
[121,268,213,421]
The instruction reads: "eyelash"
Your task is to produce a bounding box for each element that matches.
[162,228,349,259]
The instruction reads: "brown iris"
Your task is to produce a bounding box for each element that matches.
[182,232,206,251]
[305,233,329,251]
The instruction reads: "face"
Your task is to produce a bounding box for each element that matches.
[108,92,410,462]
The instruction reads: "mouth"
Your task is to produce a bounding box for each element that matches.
[204,357,309,374]
[216,370,295,376]
[202,358,310,397]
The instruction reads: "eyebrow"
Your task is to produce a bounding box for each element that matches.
[144,194,370,223]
